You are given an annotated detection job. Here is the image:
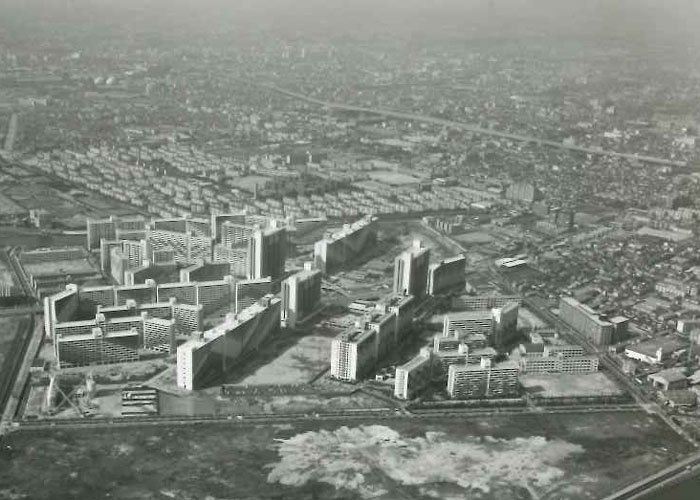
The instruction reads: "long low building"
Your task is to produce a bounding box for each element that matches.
[558,296,613,345]
[520,355,599,374]
[447,358,519,399]
[451,294,522,311]
[624,337,688,365]
[176,295,281,390]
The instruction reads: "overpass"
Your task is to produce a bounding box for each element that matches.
[254,81,687,168]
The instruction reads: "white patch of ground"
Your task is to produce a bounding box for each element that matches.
[266,425,585,499]
[111,443,134,456]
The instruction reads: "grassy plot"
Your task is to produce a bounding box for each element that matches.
[0,317,25,376]
[0,412,692,500]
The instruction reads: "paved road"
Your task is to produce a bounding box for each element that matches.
[256,82,687,168]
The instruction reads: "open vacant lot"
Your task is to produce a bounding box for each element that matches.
[521,372,624,398]
[0,317,25,377]
[0,412,692,500]
[235,333,333,386]
[368,170,421,185]
[159,390,387,417]
[0,191,24,215]
[22,259,97,278]
[0,227,85,249]
[0,412,690,500]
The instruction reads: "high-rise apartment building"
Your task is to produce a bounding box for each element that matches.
[393,240,430,298]
[313,216,377,274]
[492,302,520,348]
[330,325,377,382]
[87,216,147,250]
[281,268,322,327]
[427,255,467,295]
[247,226,286,280]
[443,310,495,338]
[87,217,117,250]
[221,221,254,248]
[176,295,281,390]
[394,348,433,400]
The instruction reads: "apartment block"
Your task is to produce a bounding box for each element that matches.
[427,255,467,295]
[394,348,433,400]
[281,268,322,327]
[314,215,377,274]
[447,358,519,399]
[559,296,613,345]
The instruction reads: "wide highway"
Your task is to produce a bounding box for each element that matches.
[255,81,687,168]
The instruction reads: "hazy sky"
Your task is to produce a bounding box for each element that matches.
[1,0,699,45]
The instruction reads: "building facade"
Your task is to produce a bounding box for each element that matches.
[280,268,322,327]
[559,296,613,345]
[393,240,430,298]
[447,358,519,399]
[427,255,467,295]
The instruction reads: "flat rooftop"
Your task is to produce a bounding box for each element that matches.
[323,216,376,243]
[445,310,494,321]
[451,360,519,373]
[398,353,431,371]
[560,296,612,326]
[626,337,687,357]
[336,325,375,344]
[430,254,466,268]
[203,296,278,342]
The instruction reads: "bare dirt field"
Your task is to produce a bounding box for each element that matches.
[159,390,389,417]
[0,227,85,249]
[520,372,624,398]
[22,259,97,278]
[0,191,24,215]
[234,334,333,386]
[0,412,693,500]
[0,317,24,377]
